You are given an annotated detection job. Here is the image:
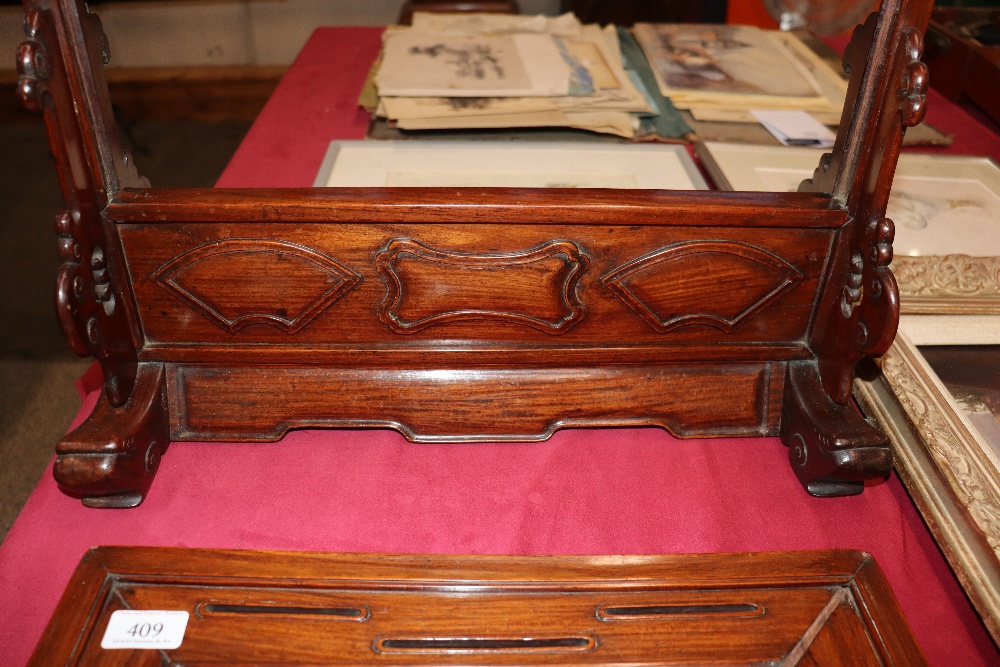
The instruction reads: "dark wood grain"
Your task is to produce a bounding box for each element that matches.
[168,363,783,442]
[18,0,934,503]
[29,548,926,666]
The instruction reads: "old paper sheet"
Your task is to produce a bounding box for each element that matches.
[376,32,572,97]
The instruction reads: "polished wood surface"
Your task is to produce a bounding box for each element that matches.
[30,547,926,665]
[17,0,934,505]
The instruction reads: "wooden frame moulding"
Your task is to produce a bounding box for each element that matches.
[853,330,1000,643]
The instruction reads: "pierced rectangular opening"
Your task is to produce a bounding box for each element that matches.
[200,603,367,619]
[599,602,763,620]
[375,636,595,654]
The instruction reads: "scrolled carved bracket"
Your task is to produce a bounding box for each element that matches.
[803,5,929,404]
[780,362,892,497]
[53,205,137,404]
[55,363,169,508]
[18,2,142,406]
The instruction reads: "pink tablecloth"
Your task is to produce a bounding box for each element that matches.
[3,26,998,666]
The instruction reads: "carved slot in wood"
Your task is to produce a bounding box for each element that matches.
[198,602,369,620]
[599,602,764,620]
[374,636,595,653]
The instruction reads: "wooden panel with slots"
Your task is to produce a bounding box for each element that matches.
[30,548,925,666]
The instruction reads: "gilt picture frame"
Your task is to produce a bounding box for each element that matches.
[853,330,1000,643]
[695,141,1000,315]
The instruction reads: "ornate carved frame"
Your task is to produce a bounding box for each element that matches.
[853,332,1000,643]
[18,0,933,507]
[895,252,1000,315]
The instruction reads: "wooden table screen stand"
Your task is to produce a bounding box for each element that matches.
[16,0,933,506]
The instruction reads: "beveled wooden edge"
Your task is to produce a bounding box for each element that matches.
[29,548,925,665]
[30,550,115,666]
[850,552,930,664]
[46,546,885,584]
[105,187,846,228]
[853,332,1000,642]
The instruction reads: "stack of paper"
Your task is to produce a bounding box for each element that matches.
[631,23,847,118]
[371,13,657,139]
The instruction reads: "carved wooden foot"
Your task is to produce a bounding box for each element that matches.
[780,361,892,497]
[54,363,169,508]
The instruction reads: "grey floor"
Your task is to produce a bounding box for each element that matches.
[0,114,251,542]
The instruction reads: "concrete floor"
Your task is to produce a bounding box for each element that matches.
[0,115,250,541]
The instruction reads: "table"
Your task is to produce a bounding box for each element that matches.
[2,27,999,666]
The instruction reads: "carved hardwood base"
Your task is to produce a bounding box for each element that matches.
[54,363,169,508]
[780,361,893,497]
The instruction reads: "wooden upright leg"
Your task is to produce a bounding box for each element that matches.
[780,361,892,497]
[54,363,169,508]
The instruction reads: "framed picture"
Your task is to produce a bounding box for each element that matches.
[315,141,709,190]
[853,331,1000,642]
[695,141,1000,315]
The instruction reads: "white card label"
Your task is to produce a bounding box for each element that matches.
[100,610,189,649]
[750,109,836,147]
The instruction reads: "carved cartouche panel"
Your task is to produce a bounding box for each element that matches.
[375,240,588,334]
[602,241,803,334]
[152,239,361,334]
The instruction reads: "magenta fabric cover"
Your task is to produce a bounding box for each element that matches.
[3,27,999,666]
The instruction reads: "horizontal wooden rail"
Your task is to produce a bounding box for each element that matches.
[108,187,847,227]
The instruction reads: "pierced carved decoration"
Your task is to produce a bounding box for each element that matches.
[602,242,803,334]
[19,5,143,406]
[376,240,588,334]
[798,12,879,200]
[152,240,361,334]
[855,214,898,354]
[880,343,1000,554]
[54,210,90,357]
[799,5,930,404]
[17,10,50,111]
[898,28,929,128]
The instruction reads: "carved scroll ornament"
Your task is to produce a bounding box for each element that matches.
[895,255,1000,299]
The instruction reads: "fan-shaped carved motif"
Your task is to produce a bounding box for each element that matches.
[602,241,803,333]
[152,239,361,333]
